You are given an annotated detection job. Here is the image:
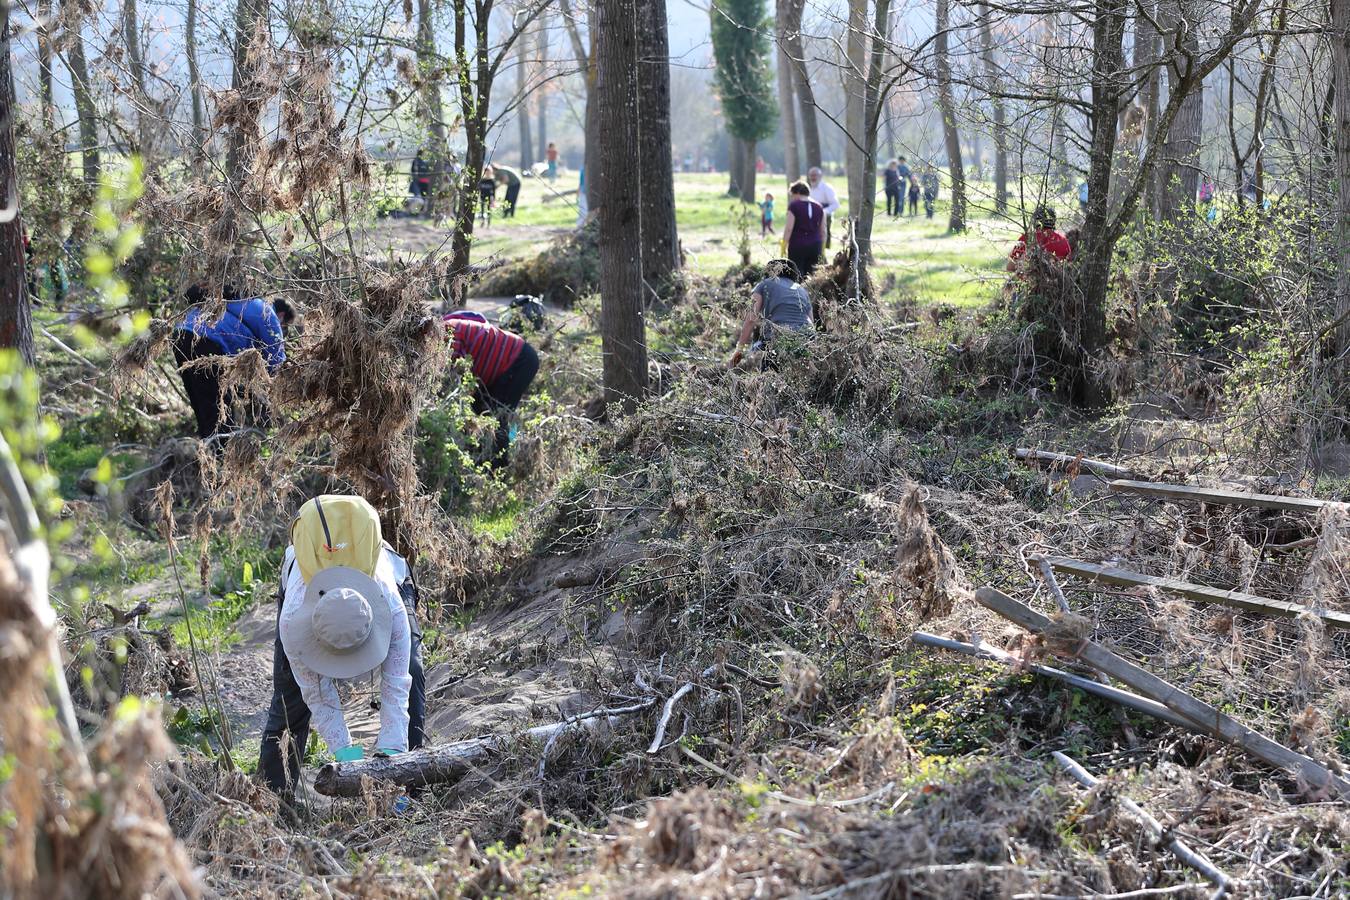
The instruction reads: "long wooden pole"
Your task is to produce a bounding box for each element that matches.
[975,586,1350,797]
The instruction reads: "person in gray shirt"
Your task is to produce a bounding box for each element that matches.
[728,259,814,368]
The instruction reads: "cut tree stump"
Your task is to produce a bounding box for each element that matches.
[1012,448,1132,479]
[974,586,1350,798]
[1108,479,1329,513]
[1039,556,1350,631]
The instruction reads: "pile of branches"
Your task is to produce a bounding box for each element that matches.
[473,221,600,306]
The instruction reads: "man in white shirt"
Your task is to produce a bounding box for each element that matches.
[807,167,841,248]
[259,495,426,798]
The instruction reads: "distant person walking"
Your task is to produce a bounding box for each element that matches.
[1007,204,1072,271]
[921,166,939,219]
[781,180,826,278]
[728,259,813,368]
[173,285,293,439]
[545,143,559,182]
[806,167,840,248]
[478,166,497,225]
[494,165,522,218]
[883,160,903,218]
[907,174,920,216]
[759,192,776,236]
[410,149,431,204]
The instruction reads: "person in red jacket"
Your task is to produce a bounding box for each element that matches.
[442,311,539,461]
[1007,204,1073,271]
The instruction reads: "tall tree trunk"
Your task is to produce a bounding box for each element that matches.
[66,22,100,183]
[451,1,495,275]
[854,0,892,270]
[776,0,800,183]
[1137,0,1161,218]
[121,0,152,158]
[595,0,648,413]
[978,4,1007,210]
[784,0,821,169]
[844,0,868,216]
[1332,0,1350,356]
[517,31,533,169]
[1157,0,1202,221]
[728,138,743,196]
[935,0,967,232]
[1073,0,1128,404]
[1,2,34,366]
[37,0,54,130]
[741,138,758,203]
[186,0,206,155]
[227,0,266,190]
[417,0,450,216]
[535,16,549,154]
[637,0,679,289]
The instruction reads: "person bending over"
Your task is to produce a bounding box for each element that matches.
[443,311,540,461]
[728,258,814,368]
[259,494,426,798]
[1007,204,1072,272]
[173,284,293,439]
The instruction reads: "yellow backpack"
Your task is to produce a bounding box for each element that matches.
[291,494,382,582]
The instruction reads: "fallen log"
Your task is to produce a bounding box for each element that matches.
[1039,556,1350,631]
[1108,479,1327,513]
[314,702,649,797]
[1012,448,1132,480]
[1052,751,1232,896]
[910,632,1206,734]
[975,586,1350,798]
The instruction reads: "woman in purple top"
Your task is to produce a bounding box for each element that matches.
[780,180,825,278]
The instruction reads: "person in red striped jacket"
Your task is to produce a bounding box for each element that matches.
[442,311,540,461]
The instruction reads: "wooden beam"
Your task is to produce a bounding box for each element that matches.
[1040,556,1350,631]
[974,586,1350,798]
[910,632,1206,733]
[1108,479,1328,513]
[1012,448,1132,480]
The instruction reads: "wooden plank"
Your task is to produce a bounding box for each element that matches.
[1013,448,1132,479]
[1041,556,1350,631]
[910,632,1206,733]
[974,586,1350,798]
[1108,479,1328,513]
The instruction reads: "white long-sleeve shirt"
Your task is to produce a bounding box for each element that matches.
[279,545,413,753]
[810,180,841,216]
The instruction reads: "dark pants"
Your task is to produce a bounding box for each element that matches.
[924,192,936,219]
[885,186,901,217]
[908,191,919,215]
[172,331,228,439]
[503,182,521,217]
[475,342,540,461]
[411,180,428,199]
[788,242,824,280]
[259,577,426,797]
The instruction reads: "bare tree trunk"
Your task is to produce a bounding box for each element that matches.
[785,0,821,169]
[517,29,533,170]
[776,0,800,183]
[1157,0,1202,221]
[417,0,451,217]
[1,3,34,366]
[728,137,743,196]
[844,0,867,215]
[1333,0,1350,356]
[450,1,500,274]
[186,0,206,155]
[637,0,678,289]
[595,0,648,412]
[935,0,967,232]
[981,2,1008,214]
[535,16,549,154]
[121,0,152,158]
[37,0,54,130]
[66,23,100,183]
[1137,0,1161,218]
[854,0,893,269]
[741,138,758,203]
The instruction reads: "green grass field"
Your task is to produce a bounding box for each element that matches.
[379,171,1030,308]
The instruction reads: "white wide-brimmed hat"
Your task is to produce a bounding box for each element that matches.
[279,566,392,679]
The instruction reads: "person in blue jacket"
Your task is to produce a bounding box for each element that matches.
[172,284,294,438]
